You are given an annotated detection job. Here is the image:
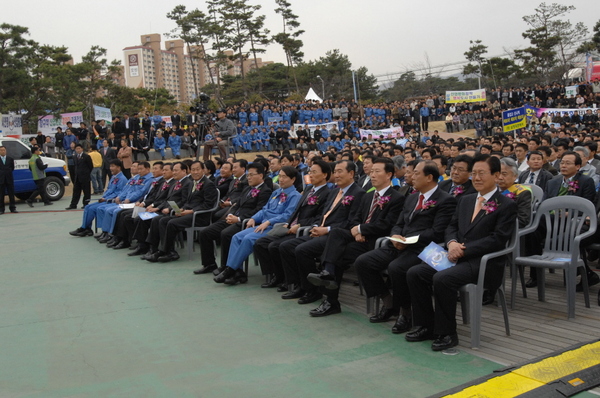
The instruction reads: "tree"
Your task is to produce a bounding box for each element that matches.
[462,40,488,88]
[578,20,600,54]
[273,0,304,93]
[247,14,271,95]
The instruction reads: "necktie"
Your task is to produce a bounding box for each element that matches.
[529,172,535,184]
[472,196,485,222]
[414,194,425,211]
[321,188,343,226]
[450,185,456,195]
[365,192,380,224]
[290,188,315,227]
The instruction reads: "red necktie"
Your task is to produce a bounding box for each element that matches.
[414,194,425,211]
[365,192,380,224]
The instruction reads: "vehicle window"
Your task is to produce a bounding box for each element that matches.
[2,141,31,159]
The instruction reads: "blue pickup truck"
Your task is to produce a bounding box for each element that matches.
[1,137,70,201]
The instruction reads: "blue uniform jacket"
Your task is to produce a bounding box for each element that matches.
[104,172,128,200]
[251,186,301,225]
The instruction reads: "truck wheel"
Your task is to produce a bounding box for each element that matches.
[44,176,65,201]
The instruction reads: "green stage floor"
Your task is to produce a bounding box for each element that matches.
[0,206,594,397]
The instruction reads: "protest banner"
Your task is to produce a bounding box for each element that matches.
[94,105,112,125]
[161,116,173,129]
[359,126,404,139]
[565,85,578,98]
[445,89,486,104]
[502,107,527,132]
[524,105,597,119]
[293,121,339,137]
[0,114,23,137]
[37,112,83,136]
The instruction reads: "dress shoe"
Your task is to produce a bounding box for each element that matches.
[44,202,53,206]
[65,205,77,210]
[261,276,282,288]
[128,246,147,256]
[307,270,338,290]
[140,250,156,261]
[129,243,138,250]
[309,300,341,317]
[276,283,288,292]
[145,251,164,263]
[112,241,130,250]
[10,209,18,213]
[482,289,496,306]
[576,271,600,292]
[369,305,399,323]
[213,266,226,276]
[214,267,235,283]
[158,251,180,263]
[98,234,113,244]
[69,228,85,236]
[405,326,434,342]
[224,269,248,285]
[194,264,217,274]
[392,315,413,334]
[431,334,459,351]
[525,278,537,288]
[297,290,323,305]
[76,228,94,237]
[95,232,107,240]
[106,237,121,248]
[26,200,34,208]
[281,288,305,299]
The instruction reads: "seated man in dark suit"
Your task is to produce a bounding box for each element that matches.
[212,159,248,221]
[214,161,234,200]
[133,132,150,161]
[406,154,517,351]
[438,154,476,198]
[517,150,553,192]
[306,158,405,317]
[356,160,457,333]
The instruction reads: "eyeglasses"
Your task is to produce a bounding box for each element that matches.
[247,173,259,177]
[471,171,491,178]
[451,166,468,173]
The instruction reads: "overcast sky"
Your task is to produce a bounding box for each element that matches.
[3,0,598,88]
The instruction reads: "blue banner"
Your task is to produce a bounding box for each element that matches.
[502,107,526,132]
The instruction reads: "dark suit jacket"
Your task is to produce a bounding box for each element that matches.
[517,169,553,192]
[317,182,366,229]
[100,147,117,170]
[134,138,149,151]
[158,176,193,211]
[215,175,233,200]
[357,174,372,191]
[543,173,596,202]
[438,179,477,198]
[226,175,248,203]
[286,185,332,226]
[183,176,218,212]
[150,178,176,208]
[171,114,182,128]
[142,177,165,206]
[74,152,94,183]
[349,187,404,247]
[391,187,457,252]
[0,155,15,184]
[230,183,273,222]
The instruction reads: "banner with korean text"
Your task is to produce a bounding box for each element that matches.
[38,112,83,136]
[565,85,578,98]
[524,105,597,119]
[1,114,23,137]
[293,121,339,136]
[445,89,486,104]
[359,126,404,139]
[94,105,112,125]
[502,107,527,132]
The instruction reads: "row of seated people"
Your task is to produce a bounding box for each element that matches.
[68,149,598,352]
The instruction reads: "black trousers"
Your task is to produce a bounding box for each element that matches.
[28,178,48,204]
[114,208,134,240]
[254,234,297,279]
[70,178,91,207]
[198,220,241,267]
[0,180,16,211]
[279,235,328,293]
[355,244,422,311]
[101,168,110,190]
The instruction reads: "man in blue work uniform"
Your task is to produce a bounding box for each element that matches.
[214,166,301,285]
[168,130,182,159]
[69,159,128,237]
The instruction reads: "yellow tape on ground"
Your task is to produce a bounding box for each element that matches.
[442,341,600,398]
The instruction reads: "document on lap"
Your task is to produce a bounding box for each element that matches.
[418,242,456,271]
[388,235,420,245]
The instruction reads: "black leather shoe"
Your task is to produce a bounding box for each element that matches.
[405,326,434,342]
[69,228,85,236]
[392,315,413,334]
[369,305,399,323]
[94,232,106,240]
[65,205,77,210]
[214,267,235,283]
[525,278,537,288]
[106,238,121,248]
[44,202,53,206]
[76,228,94,237]
[158,251,180,263]
[140,250,156,260]
[129,243,138,250]
[297,290,322,305]
[482,289,496,306]
[146,251,163,263]
[261,276,281,288]
[10,209,18,213]
[128,246,147,257]
[431,334,459,351]
[194,264,217,275]
[276,283,288,292]
[98,234,113,243]
[307,270,338,290]
[113,241,130,250]
[309,300,341,317]
[213,266,226,276]
[224,269,248,285]
[576,271,600,292]
[281,288,304,299]
[26,200,34,208]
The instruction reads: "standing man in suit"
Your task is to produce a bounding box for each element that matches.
[196,163,272,274]
[517,150,553,192]
[406,154,517,351]
[0,146,17,214]
[171,110,182,129]
[100,139,117,190]
[356,160,457,332]
[278,160,365,305]
[66,144,93,209]
[306,158,405,317]
[438,154,477,198]
[249,159,332,285]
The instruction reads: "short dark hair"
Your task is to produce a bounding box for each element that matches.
[421,160,440,181]
[234,159,248,170]
[190,160,205,169]
[247,162,266,176]
[281,154,294,163]
[453,154,474,172]
[109,159,123,169]
[527,150,544,160]
[173,161,189,173]
[473,153,501,174]
[153,161,164,168]
[138,161,151,169]
[561,150,582,166]
[432,154,448,167]
[311,159,331,181]
[280,166,299,182]
[373,157,395,175]
[337,160,357,175]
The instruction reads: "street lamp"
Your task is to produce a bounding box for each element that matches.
[316,75,325,100]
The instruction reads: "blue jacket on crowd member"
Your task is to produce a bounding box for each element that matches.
[154,136,166,157]
[282,110,292,124]
[63,134,77,151]
[249,112,259,124]
[225,185,301,271]
[79,172,128,229]
[168,134,182,157]
[152,114,163,129]
[420,106,430,117]
[238,111,247,125]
